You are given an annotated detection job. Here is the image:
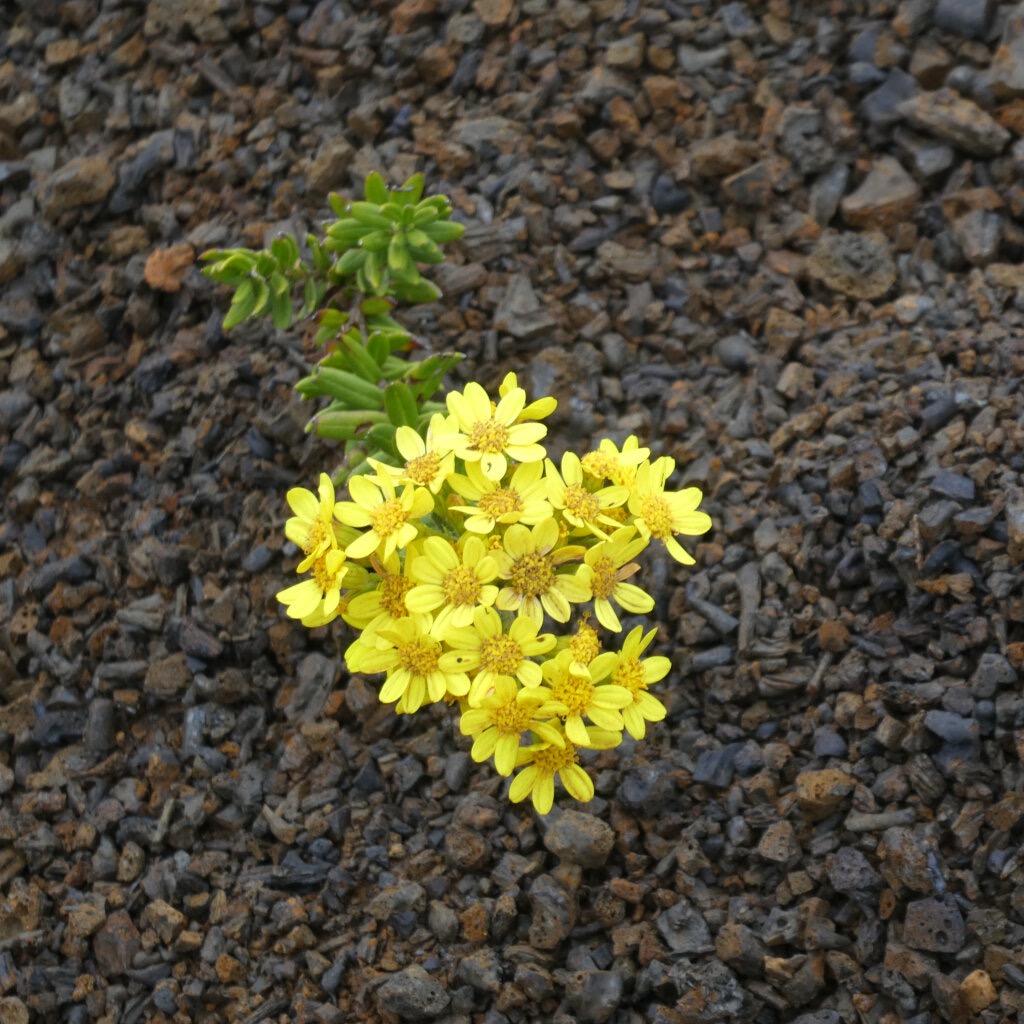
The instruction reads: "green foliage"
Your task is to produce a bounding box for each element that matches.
[201,172,466,479]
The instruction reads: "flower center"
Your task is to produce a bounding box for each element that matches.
[589,556,618,600]
[379,573,413,617]
[580,451,615,482]
[312,555,343,592]
[370,497,409,539]
[441,565,482,607]
[478,488,522,518]
[468,418,511,455]
[305,519,331,554]
[551,670,594,717]
[569,621,600,664]
[532,741,578,774]
[479,635,523,675]
[564,483,600,521]
[397,636,441,676]
[614,656,646,693]
[506,551,555,598]
[638,495,673,539]
[406,452,441,486]
[490,699,534,735]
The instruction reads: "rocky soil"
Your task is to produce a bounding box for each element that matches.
[4,0,1024,1022]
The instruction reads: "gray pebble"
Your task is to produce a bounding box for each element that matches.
[375,965,450,1020]
[715,332,757,371]
[923,709,979,744]
[656,898,713,955]
[543,810,615,868]
[567,970,623,1024]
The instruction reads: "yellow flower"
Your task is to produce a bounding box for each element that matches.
[284,472,351,571]
[493,519,589,627]
[627,457,712,564]
[369,414,456,494]
[448,460,553,535]
[508,728,620,814]
[577,526,654,631]
[580,436,650,488]
[498,371,557,422]
[595,626,671,740]
[459,676,564,776]
[440,607,556,702]
[539,649,632,746]
[442,380,548,481]
[334,474,433,561]
[406,535,499,635]
[545,452,629,539]
[342,546,426,640]
[345,616,469,713]
[277,547,350,620]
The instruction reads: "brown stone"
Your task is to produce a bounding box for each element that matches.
[473,0,512,26]
[840,156,920,229]
[416,43,455,83]
[92,910,140,975]
[690,133,762,177]
[141,899,187,944]
[389,0,438,34]
[41,156,116,219]
[794,769,855,820]
[144,243,195,293]
[818,619,851,652]
[958,969,997,1013]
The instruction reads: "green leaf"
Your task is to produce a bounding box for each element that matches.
[223,279,257,330]
[270,235,299,268]
[366,423,400,459]
[383,381,420,428]
[364,171,389,204]
[301,277,318,317]
[271,290,292,330]
[251,277,271,316]
[328,193,348,217]
[392,279,442,304]
[360,296,394,316]
[399,173,425,204]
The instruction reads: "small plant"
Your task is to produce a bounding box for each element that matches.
[203,174,712,814]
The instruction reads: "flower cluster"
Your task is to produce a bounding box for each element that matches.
[277,375,712,813]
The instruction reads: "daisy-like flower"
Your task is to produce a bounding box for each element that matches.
[442,380,548,481]
[493,519,589,627]
[448,460,553,535]
[343,546,427,641]
[277,547,351,620]
[460,676,564,776]
[539,649,632,746]
[627,457,712,565]
[508,728,621,815]
[593,626,671,740]
[345,616,469,713]
[440,607,556,703]
[369,414,456,494]
[334,473,433,561]
[284,472,349,570]
[577,526,655,631]
[545,452,628,539]
[406,535,499,636]
[498,371,557,422]
[580,436,651,489]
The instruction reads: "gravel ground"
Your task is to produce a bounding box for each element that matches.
[4,1,1024,1022]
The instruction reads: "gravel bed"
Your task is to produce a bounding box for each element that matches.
[3,1,1024,1022]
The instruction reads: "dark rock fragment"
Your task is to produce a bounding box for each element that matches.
[901,897,966,952]
[375,964,449,1020]
[657,899,713,955]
